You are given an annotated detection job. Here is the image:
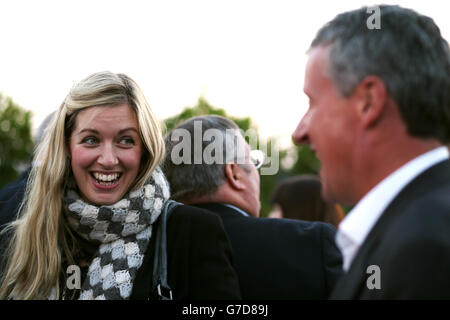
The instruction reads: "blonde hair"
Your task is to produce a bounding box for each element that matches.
[0,71,165,299]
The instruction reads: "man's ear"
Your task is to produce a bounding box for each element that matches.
[224,163,246,190]
[353,76,387,129]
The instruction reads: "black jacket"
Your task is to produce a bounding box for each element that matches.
[194,203,343,300]
[0,168,30,230]
[131,204,241,299]
[330,159,450,299]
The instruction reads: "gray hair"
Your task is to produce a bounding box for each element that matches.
[311,5,450,143]
[34,112,55,148]
[163,115,249,201]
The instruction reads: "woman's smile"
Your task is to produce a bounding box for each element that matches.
[90,171,122,189]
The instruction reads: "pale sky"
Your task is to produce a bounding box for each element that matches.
[1,0,449,148]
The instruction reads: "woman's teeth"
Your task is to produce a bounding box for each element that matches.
[93,172,121,185]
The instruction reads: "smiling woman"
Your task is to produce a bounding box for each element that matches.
[0,71,241,300]
[69,104,143,205]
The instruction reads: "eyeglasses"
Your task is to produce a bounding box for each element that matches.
[250,149,265,169]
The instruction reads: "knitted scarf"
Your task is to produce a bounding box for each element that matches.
[62,166,170,300]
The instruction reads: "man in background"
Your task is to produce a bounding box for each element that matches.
[163,115,343,299]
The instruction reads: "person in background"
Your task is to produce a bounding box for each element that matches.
[0,112,55,230]
[0,71,240,300]
[163,115,343,300]
[269,175,344,228]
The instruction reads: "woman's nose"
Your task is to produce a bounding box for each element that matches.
[97,144,119,167]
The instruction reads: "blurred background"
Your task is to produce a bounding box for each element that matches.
[1,0,449,216]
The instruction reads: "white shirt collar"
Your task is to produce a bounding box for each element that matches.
[336,146,449,271]
[222,203,250,217]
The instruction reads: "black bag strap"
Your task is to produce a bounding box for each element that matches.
[152,200,182,300]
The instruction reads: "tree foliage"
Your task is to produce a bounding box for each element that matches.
[0,93,33,189]
[164,97,253,133]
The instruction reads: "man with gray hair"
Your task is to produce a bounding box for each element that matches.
[294,5,450,299]
[163,115,343,299]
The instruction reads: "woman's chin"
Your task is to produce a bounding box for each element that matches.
[83,190,125,206]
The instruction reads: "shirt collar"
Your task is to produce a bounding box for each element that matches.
[222,203,250,217]
[337,146,449,269]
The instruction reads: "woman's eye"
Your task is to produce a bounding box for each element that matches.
[120,137,135,145]
[83,137,98,145]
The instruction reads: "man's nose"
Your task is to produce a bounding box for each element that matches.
[292,112,311,145]
[98,144,119,167]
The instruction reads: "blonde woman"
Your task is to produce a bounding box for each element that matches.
[0,71,240,300]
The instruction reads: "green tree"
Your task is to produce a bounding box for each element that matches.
[0,93,33,189]
[164,97,253,133]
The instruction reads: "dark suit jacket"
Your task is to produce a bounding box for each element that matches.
[330,159,450,299]
[194,203,343,300]
[0,168,30,230]
[132,204,241,299]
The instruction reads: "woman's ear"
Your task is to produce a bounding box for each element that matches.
[224,163,246,190]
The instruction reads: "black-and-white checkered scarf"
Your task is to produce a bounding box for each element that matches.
[62,166,170,300]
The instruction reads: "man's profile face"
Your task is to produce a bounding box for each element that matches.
[239,134,261,217]
[293,46,359,205]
